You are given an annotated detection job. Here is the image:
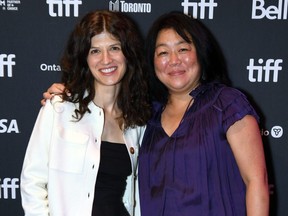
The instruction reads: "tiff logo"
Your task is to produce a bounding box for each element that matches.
[0,54,16,77]
[252,0,288,19]
[181,0,218,19]
[46,0,82,17]
[0,178,19,199]
[247,58,282,82]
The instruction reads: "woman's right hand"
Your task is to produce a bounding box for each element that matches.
[41,83,66,105]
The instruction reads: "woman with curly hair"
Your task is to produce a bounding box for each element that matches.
[21,10,151,216]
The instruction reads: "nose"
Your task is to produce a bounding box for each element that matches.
[169,52,181,66]
[101,50,112,65]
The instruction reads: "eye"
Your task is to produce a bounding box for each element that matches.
[159,51,169,56]
[155,49,168,57]
[179,48,189,52]
[89,48,100,54]
[110,45,121,52]
[178,42,193,53]
[178,45,192,53]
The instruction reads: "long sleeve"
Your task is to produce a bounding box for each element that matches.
[20,100,55,216]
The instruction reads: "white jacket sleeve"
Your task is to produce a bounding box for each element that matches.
[20,100,55,216]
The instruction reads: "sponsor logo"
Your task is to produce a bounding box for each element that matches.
[40,63,61,72]
[0,119,20,133]
[0,178,19,199]
[0,54,16,78]
[270,126,283,138]
[181,0,218,19]
[247,58,282,83]
[0,0,21,11]
[46,0,82,17]
[261,126,284,138]
[109,0,151,13]
[252,0,288,19]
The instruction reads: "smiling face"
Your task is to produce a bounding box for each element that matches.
[154,28,201,95]
[87,31,127,88]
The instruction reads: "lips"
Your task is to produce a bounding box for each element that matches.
[99,66,117,74]
[168,70,185,76]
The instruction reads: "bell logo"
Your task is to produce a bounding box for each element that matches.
[0,119,20,133]
[252,0,288,20]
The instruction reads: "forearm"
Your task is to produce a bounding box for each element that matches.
[246,179,269,216]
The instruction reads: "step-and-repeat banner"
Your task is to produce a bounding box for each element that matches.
[0,0,287,215]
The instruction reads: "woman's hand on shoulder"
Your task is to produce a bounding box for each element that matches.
[41,83,66,105]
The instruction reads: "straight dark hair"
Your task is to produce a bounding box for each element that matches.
[146,11,231,103]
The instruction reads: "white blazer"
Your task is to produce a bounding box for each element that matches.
[20,96,144,216]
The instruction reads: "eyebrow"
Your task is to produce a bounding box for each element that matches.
[90,43,122,49]
[155,40,189,49]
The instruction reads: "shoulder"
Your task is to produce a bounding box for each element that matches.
[194,83,247,110]
[43,95,77,113]
[212,85,259,131]
[211,84,250,111]
[218,86,246,100]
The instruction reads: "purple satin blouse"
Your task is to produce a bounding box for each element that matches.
[139,83,259,216]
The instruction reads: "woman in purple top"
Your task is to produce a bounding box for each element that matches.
[138,11,269,216]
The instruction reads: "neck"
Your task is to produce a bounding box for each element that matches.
[166,82,200,107]
[93,84,121,114]
[167,93,192,107]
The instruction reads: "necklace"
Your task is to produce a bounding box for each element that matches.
[179,96,194,125]
[185,97,194,112]
[161,96,194,136]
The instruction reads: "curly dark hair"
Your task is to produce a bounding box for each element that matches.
[145,11,231,104]
[60,10,151,129]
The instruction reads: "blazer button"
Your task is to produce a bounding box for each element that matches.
[129,147,135,154]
